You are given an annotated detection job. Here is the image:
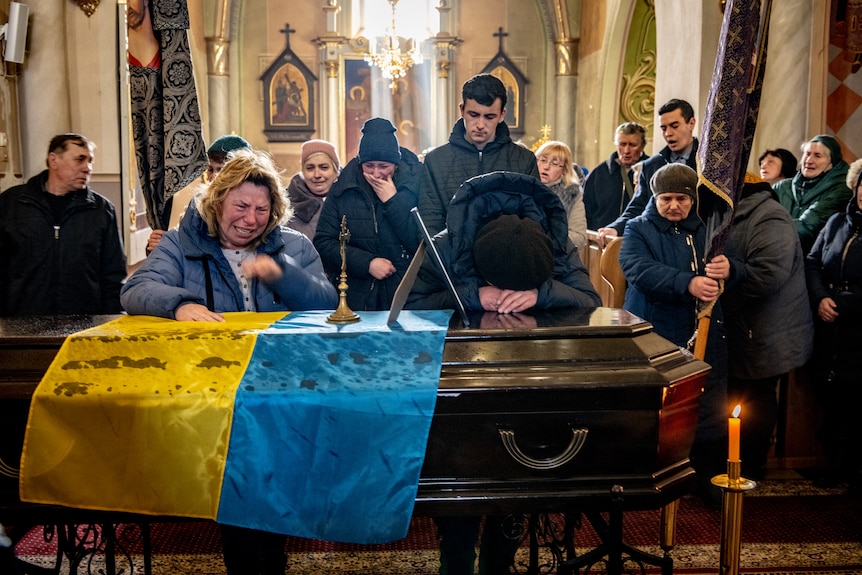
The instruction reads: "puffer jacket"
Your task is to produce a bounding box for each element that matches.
[313,147,422,311]
[723,187,813,379]
[407,171,601,311]
[0,170,127,316]
[121,205,337,318]
[418,119,540,236]
[620,199,743,442]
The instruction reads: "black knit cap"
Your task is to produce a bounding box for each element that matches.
[358,118,401,164]
[473,214,554,291]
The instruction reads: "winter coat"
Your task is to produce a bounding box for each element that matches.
[313,147,422,311]
[805,198,862,384]
[774,162,851,253]
[607,139,700,235]
[723,188,813,380]
[285,173,326,240]
[620,197,741,442]
[0,170,127,316]
[418,119,540,236]
[406,171,601,311]
[121,205,337,318]
[583,151,649,230]
[546,179,587,249]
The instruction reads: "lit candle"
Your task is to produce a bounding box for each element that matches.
[728,404,741,462]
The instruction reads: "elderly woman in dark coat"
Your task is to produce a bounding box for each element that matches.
[723,177,814,481]
[620,163,743,506]
[314,118,421,311]
[805,158,862,492]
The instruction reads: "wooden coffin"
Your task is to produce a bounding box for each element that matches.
[416,307,708,515]
[0,309,708,519]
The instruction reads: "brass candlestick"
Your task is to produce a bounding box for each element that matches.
[327,216,360,324]
[711,460,756,575]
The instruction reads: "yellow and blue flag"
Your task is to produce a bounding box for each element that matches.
[19,310,451,544]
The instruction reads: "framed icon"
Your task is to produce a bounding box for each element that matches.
[261,24,317,142]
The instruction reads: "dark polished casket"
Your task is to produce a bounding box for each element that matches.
[1,308,707,524]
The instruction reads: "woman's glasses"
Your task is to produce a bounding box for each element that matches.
[538,156,562,168]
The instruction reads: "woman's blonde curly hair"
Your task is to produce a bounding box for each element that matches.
[196,148,293,250]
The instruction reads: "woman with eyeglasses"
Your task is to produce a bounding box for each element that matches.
[535,140,587,249]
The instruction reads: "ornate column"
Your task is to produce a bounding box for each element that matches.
[206,0,231,140]
[554,38,578,150]
[313,1,348,151]
[431,1,461,147]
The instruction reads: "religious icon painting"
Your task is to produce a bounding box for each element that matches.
[261,23,317,142]
[269,63,310,126]
[480,27,528,136]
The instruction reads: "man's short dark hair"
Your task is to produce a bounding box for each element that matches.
[48,133,94,155]
[658,99,695,122]
[462,73,507,109]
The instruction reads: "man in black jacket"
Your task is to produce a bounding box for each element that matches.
[418,73,539,237]
[583,121,649,230]
[596,98,699,247]
[0,133,126,316]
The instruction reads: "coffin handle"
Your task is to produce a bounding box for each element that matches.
[497,426,588,470]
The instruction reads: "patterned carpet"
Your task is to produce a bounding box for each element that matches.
[10,476,862,574]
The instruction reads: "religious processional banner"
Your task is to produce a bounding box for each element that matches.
[19,310,452,544]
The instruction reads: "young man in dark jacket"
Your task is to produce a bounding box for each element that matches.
[0,133,126,316]
[418,73,540,237]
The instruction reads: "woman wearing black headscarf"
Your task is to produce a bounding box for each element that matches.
[774,134,852,254]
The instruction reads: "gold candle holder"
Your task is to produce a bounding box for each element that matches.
[711,460,756,575]
[327,216,360,324]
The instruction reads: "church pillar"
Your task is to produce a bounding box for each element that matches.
[206,0,231,140]
[554,38,578,153]
[313,2,348,153]
[19,1,71,176]
[431,2,461,149]
[432,43,456,147]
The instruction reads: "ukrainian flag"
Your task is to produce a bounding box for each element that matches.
[19,310,451,544]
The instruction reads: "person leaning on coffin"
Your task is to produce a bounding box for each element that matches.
[406,171,600,315]
[121,147,337,322]
[406,170,600,575]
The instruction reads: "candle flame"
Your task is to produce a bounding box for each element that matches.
[732,404,741,418]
